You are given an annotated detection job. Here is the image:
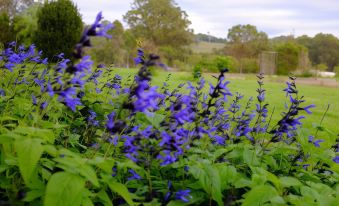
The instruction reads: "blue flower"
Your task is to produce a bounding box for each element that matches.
[34,78,45,92]
[32,95,37,105]
[0,89,5,96]
[127,169,141,180]
[40,101,48,109]
[58,88,82,111]
[303,104,315,114]
[108,136,118,146]
[64,97,81,111]
[4,63,15,72]
[333,156,339,164]
[47,81,54,97]
[134,48,144,65]
[175,189,191,202]
[73,55,93,73]
[111,165,118,177]
[106,112,115,131]
[308,136,324,147]
[133,80,164,113]
[88,110,99,126]
[157,150,177,166]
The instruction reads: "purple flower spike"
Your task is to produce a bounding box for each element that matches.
[332,156,339,164]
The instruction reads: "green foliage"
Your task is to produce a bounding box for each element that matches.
[15,138,43,184]
[44,172,86,206]
[334,65,339,76]
[124,0,193,65]
[107,180,135,205]
[192,64,202,79]
[316,63,328,71]
[193,55,238,73]
[225,24,269,60]
[0,11,12,46]
[35,0,82,59]
[240,58,259,73]
[12,3,40,45]
[297,33,339,71]
[275,42,303,75]
[88,20,130,67]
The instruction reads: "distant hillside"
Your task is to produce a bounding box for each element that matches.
[190,41,225,53]
[195,33,227,43]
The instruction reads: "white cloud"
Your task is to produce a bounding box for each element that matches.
[71,0,339,38]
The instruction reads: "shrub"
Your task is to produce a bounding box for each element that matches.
[275,42,303,75]
[240,57,259,73]
[192,63,202,79]
[35,0,82,59]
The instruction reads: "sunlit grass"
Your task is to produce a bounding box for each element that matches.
[110,68,339,133]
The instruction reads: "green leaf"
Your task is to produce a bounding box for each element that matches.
[243,149,260,166]
[44,172,86,206]
[279,177,302,188]
[189,163,223,206]
[54,149,99,187]
[23,189,44,202]
[15,138,43,184]
[242,185,279,206]
[96,190,113,206]
[0,133,16,144]
[55,157,99,187]
[145,113,165,129]
[215,164,237,190]
[14,126,55,143]
[107,180,134,206]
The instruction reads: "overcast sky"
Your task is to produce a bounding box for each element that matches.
[71,0,339,38]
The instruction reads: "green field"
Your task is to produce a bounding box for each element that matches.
[111,68,339,133]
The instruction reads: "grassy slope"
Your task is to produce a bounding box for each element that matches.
[190,41,225,53]
[111,68,339,133]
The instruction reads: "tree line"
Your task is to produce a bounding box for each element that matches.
[1,0,339,74]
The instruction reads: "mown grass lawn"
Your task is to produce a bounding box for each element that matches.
[111,68,339,133]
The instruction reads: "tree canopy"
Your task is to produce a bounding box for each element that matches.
[124,0,193,65]
[225,24,268,59]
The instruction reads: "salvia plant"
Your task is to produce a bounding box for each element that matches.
[0,12,338,206]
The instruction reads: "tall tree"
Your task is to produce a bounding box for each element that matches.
[35,0,82,59]
[124,0,193,65]
[225,24,268,59]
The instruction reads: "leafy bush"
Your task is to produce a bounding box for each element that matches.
[192,63,202,79]
[275,42,303,75]
[0,11,12,46]
[0,12,338,206]
[194,55,237,73]
[241,57,259,73]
